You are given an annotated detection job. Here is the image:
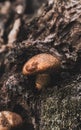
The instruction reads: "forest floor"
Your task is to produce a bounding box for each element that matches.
[0,0,81,130]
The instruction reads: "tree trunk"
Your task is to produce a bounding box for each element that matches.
[0,0,81,130]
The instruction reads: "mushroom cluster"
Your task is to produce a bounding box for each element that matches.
[22,53,61,90]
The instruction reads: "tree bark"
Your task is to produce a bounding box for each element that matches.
[0,0,81,130]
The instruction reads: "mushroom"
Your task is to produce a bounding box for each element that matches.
[0,111,23,130]
[22,53,61,90]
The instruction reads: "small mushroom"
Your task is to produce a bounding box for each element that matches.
[0,111,23,130]
[22,53,61,90]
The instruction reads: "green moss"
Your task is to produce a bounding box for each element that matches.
[40,74,81,130]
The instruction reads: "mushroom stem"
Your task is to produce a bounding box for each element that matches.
[35,73,51,90]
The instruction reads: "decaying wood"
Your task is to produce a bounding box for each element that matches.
[0,0,81,130]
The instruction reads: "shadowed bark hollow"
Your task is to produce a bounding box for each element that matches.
[0,0,81,130]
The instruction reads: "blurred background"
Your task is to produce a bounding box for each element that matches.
[0,0,47,45]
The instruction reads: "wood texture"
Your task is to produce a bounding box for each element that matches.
[0,0,81,129]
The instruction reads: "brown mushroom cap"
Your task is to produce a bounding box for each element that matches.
[22,53,61,75]
[0,111,23,130]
